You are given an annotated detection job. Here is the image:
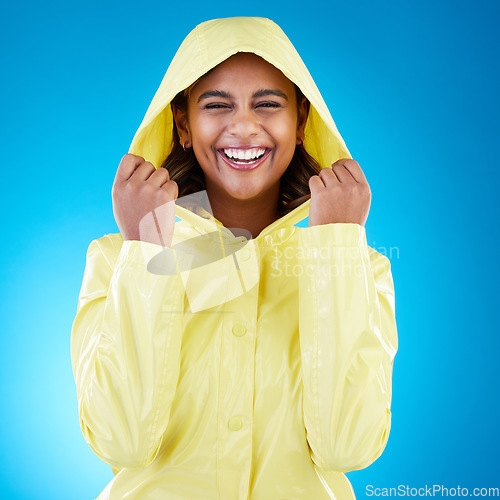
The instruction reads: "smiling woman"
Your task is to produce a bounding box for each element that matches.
[70,16,398,500]
[167,52,309,236]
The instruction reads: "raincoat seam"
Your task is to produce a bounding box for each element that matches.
[312,247,323,466]
[215,312,222,500]
[195,25,205,71]
[267,18,274,52]
[148,276,183,462]
[216,261,235,499]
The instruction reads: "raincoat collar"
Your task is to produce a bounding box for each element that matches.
[174,191,311,241]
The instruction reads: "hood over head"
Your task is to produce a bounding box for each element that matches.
[128,16,352,239]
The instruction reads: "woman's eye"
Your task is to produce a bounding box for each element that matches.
[256,102,281,108]
[204,103,230,109]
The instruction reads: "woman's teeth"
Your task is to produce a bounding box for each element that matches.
[223,148,266,163]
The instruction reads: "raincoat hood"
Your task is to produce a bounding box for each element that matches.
[128,17,352,238]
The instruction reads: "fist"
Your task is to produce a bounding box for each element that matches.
[112,154,178,246]
[308,159,371,227]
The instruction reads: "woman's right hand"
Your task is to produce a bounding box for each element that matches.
[112,154,178,246]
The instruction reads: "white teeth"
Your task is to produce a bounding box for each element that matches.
[223,148,266,161]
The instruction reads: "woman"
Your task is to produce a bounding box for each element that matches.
[71,16,398,500]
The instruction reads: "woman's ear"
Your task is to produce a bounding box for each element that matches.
[172,104,192,148]
[296,96,309,145]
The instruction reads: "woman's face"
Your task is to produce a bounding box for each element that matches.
[174,52,308,203]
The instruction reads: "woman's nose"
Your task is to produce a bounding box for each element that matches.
[227,107,261,137]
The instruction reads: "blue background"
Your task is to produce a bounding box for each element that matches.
[1,0,498,498]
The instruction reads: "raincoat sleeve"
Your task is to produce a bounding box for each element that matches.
[70,235,188,469]
[298,222,398,472]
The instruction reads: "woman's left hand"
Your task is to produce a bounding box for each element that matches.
[308,158,372,227]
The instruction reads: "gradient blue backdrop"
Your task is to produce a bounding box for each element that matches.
[1,0,498,498]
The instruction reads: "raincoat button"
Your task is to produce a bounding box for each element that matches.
[240,248,251,261]
[232,323,247,337]
[228,416,243,431]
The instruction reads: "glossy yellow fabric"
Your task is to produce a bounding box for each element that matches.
[70,17,398,500]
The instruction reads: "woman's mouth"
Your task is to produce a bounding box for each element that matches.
[217,147,272,170]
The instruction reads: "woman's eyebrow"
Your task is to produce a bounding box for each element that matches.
[197,90,231,103]
[197,89,288,103]
[253,89,288,100]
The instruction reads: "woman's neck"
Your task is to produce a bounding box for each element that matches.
[206,186,281,240]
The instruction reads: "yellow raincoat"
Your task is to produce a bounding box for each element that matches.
[71,17,398,500]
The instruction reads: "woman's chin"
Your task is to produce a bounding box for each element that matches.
[225,187,265,201]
